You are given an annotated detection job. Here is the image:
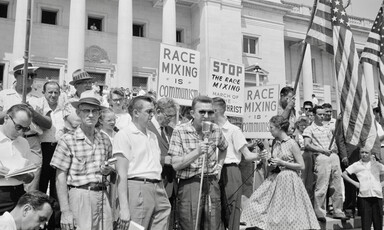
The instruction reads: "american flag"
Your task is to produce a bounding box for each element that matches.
[306,0,379,153]
[361,6,384,118]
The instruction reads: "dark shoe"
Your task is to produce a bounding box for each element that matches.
[317,217,326,222]
[333,212,349,220]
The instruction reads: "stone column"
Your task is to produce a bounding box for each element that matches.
[302,44,313,102]
[67,0,86,83]
[162,0,176,46]
[116,0,132,88]
[9,0,30,88]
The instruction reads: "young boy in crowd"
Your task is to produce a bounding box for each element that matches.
[342,148,384,230]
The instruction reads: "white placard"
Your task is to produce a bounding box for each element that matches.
[243,85,279,139]
[208,58,245,117]
[157,43,200,106]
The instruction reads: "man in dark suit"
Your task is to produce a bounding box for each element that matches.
[147,97,178,228]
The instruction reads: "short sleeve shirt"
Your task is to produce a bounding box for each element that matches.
[0,212,16,230]
[221,120,248,164]
[112,122,162,180]
[346,160,384,198]
[50,127,112,186]
[168,121,228,179]
[302,122,336,153]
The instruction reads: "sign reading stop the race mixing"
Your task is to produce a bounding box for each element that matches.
[157,43,200,106]
[208,58,245,117]
[243,85,279,139]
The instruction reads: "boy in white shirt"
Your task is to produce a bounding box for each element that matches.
[342,148,384,230]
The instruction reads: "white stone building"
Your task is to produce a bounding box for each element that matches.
[0,0,377,111]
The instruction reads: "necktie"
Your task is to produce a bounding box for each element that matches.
[160,126,168,143]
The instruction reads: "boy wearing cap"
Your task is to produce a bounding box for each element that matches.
[342,149,384,230]
[51,90,114,230]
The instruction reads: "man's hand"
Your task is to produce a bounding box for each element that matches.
[61,210,75,230]
[216,164,223,181]
[0,165,9,178]
[341,157,349,167]
[287,96,296,109]
[322,149,332,156]
[119,209,131,230]
[100,163,113,176]
[198,141,210,155]
[258,149,269,160]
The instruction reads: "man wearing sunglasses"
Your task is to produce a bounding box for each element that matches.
[0,104,37,214]
[0,59,52,192]
[169,95,228,229]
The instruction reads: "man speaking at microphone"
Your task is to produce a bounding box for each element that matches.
[169,96,228,230]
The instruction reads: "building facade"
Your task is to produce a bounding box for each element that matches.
[0,0,376,110]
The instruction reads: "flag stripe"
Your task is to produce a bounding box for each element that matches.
[306,0,378,153]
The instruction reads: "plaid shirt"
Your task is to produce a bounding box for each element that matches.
[50,127,112,186]
[168,121,228,179]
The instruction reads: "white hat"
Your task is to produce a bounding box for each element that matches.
[10,58,39,74]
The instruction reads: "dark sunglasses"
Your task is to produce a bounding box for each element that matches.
[198,110,215,116]
[9,115,31,132]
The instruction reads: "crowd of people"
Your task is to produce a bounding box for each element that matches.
[0,60,383,230]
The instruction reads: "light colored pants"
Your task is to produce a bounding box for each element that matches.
[69,188,112,230]
[127,180,171,230]
[314,153,344,218]
[24,136,42,192]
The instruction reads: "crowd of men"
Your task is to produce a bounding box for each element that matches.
[0,60,383,230]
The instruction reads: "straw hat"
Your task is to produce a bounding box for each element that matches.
[71,90,106,109]
[10,58,39,74]
[69,69,94,86]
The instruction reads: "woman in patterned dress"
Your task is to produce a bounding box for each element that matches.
[241,115,320,230]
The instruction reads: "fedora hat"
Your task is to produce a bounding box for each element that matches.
[71,90,106,109]
[10,58,39,74]
[69,69,94,86]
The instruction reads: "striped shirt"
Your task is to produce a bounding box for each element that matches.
[168,121,228,179]
[302,123,336,153]
[50,127,112,186]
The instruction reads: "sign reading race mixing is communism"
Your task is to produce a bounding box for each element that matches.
[158,43,200,106]
[208,58,245,117]
[243,85,279,139]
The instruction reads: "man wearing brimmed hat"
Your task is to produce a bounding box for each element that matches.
[51,90,114,230]
[63,69,94,132]
[0,59,52,192]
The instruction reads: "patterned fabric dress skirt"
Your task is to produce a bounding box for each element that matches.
[240,169,320,230]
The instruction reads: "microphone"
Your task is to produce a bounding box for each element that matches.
[202,121,212,143]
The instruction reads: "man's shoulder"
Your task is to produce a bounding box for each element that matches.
[0,89,16,97]
[0,212,16,230]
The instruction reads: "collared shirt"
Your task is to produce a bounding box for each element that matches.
[0,212,17,230]
[302,122,336,153]
[115,113,132,131]
[0,89,43,135]
[113,122,162,180]
[168,121,228,179]
[0,128,33,186]
[322,118,336,133]
[33,97,66,142]
[50,127,112,186]
[221,120,248,165]
[346,160,384,198]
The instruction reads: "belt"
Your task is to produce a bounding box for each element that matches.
[68,183,107,191]
[181,174,217,181]
[224,163,239,167]
[23,133,38,138]
[128,177,161,184]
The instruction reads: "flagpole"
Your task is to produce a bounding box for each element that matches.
[293,0,319,95]
[22,0,32,103]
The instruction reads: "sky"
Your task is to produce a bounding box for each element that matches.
[287,0,382,20]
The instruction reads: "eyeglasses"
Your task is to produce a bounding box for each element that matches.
[304,107,312,111]
[9,116,30,132]
[79,109,100,115]
[163,111,176,119]
[198,110,215,116]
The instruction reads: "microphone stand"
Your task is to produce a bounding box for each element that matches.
[195,123,210,230]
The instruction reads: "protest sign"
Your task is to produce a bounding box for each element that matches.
[243,85,279,139]
[157,43,200,106]
[208,58,244,116]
